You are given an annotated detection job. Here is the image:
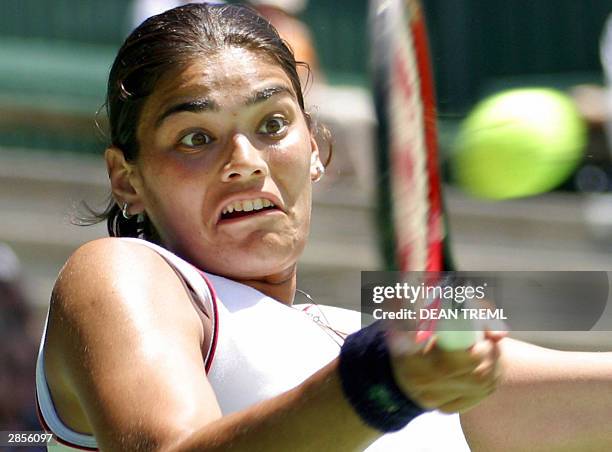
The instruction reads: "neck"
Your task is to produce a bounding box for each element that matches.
[236,264,297,306]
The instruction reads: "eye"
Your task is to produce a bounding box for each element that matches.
[179,131,213,147]
[258,116,288,136]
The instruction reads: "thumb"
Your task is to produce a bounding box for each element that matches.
[484,329,508,343]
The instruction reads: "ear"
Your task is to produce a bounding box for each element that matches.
[105,147,145,214]
[308,134,322,181]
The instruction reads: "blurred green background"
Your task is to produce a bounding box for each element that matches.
[0,0,609,154]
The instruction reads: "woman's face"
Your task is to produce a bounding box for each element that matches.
[125,47,320,280]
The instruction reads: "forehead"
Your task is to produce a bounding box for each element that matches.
[143,47,295,116]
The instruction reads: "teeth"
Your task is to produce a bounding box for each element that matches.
[222,198,276,215]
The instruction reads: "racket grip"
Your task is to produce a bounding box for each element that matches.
[435,317,483,351]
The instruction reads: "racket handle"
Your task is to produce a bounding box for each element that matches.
[435,317,483,351]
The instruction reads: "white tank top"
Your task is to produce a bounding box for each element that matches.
[36,238,469,451]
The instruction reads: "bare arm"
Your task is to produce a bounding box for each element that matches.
[461,338,612,451]
[47,238,500,452]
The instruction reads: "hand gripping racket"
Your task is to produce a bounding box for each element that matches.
[369,0,481,350]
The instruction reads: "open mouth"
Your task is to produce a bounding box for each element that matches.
[219,198,280,222]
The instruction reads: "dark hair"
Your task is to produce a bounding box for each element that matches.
[83,3,331,239]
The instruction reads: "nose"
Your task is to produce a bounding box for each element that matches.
[221,134,268,182]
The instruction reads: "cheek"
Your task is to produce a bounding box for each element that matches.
[138,155,212,229]
[142,149,215,180]
[272,133,314,242]
[270,130,312,187]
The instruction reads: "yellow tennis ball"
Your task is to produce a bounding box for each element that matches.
[452,88,586,200]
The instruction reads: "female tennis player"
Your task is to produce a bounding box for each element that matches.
[36,4,611,451]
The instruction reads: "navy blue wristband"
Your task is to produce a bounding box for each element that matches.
[338,321,426,432]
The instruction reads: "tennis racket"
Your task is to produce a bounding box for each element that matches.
[369,0,481,350]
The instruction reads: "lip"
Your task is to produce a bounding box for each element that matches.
[217,207,282,226]
[214,191,284,224]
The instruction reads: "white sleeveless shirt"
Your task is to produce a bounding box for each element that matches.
[36,238,469,451]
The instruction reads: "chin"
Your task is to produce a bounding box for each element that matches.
[220,252,298,280]
[210,240,305,280]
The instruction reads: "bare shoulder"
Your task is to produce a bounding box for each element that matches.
[44,238,221,448]
[48,236,205,365]
[53,238,200,324]
[55,237,175,298]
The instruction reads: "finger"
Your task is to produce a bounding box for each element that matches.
[437,397,470,414]
[467,336,502,367]
[410,368,500,395]
[417,340,502,387]
[414,389,465,410]
[473,356,502,383]
[402,345,485,385]
[437,383,500,414]
[428,346,482,376]
[438,394,492,414]
[469,336,494,356]
[473,340,503,380]
[484,329,508,342]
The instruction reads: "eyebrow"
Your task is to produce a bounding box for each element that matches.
[245,85,294,106]
[155,85,295,127]
[156,99,217,127]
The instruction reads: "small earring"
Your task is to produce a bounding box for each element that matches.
[122,202,133,220]
[313,161,325,183]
